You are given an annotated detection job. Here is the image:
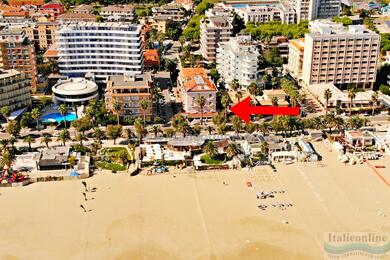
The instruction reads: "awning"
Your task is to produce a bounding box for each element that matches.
[8,107,27,120]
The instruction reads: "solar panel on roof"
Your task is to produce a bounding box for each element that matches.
[194,75,205,85]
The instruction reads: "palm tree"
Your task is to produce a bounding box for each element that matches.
[195,95,206,125]
[258,123,269,136]
[152,88,164,116]
[248,82,258,96]
[226,143,239,159]
[235,91,243,103]
[260,141,269,155]
[134,119,147,144]
[334,116,345,133]
[41,134,52,148]
[348,87,356,117]
[206,125,213,135]
[172,114,186,134]
[229,79,239,91]
[106,125,122,145]
[0,150,15,169]
[150,125,161,138]
[203,141,218,158]
[371,91,378,116]
[112,101,121,125]
[31,108,41,129]
[271,96,278,107]
[122,128,133,140]
[0,139,9,153]
[23,135,35,150]
[93,127,105,144]
[139,99,149,124]
[58,104,68,128]
[323,88,332,114]
[231,116,242,136]
[75,132,87,146]
[58,129,70,146]
[221,94,230,117]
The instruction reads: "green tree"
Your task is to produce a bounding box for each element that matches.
[348,87,357,116]
[371,91,379,116]
[226,143,239,159]
[221,94,231,117]
[209,68,220,84]
[75,132,87,146]
[235,91,243,103]
[58,129,70,146]
[68,155,77,168]
[31,108,41,129]
[324,88,332,114]
[195,95,206,125]
[23,135,35,150]
[231,116,242,136]
[150,125,162,138]
[271,96,278,106]
[0,150,15,169]
[139,99,149,124]
[41,134,52,148]
[6,120,20,137]
[230,79,240,91]
[58,104,68,128]
[93,127,105,144]
[112,101,121,125]
[106,125,122,145]
[203,141,218,158]
[1,106,10,123]
[134,119,147,143]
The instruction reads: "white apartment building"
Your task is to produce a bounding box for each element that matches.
[302,20,380,89]
[200,4,233,62]
[216,34,259,86]
[294,0,340,22]
[294,0,310,22]
[234,3,295,24]
[56,22,143,83]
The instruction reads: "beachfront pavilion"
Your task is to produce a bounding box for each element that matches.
[167,136,205,152]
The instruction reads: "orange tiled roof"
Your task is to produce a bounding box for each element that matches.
[8,0,44,6]
[144,49,159,65]
[176,0,192,4]
[181,68,217,92]
[43,48,58,58]
[2,10,28,16]
[0,5,20,11]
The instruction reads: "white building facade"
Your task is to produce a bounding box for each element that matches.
[234,3,295,24]
[56,22,143,83]
[216,35,259,86]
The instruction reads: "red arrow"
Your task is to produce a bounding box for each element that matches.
[230,97,300,124]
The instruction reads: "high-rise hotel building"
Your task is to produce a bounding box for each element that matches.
[300,20,380,89]
[56,22,144,83]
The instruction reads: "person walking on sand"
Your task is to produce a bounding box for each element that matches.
[81,181,88,192]
[82,192,87,201]
[80,204,87,213]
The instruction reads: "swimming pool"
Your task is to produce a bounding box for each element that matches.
[41,112,77,123]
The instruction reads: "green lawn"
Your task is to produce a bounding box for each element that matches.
[97,162,127,171]
[200,154,226,165]
[98,147,131,171]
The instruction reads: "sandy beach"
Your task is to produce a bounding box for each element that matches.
[0,142,389,260]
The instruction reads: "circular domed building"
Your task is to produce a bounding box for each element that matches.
[52,78,98,105]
